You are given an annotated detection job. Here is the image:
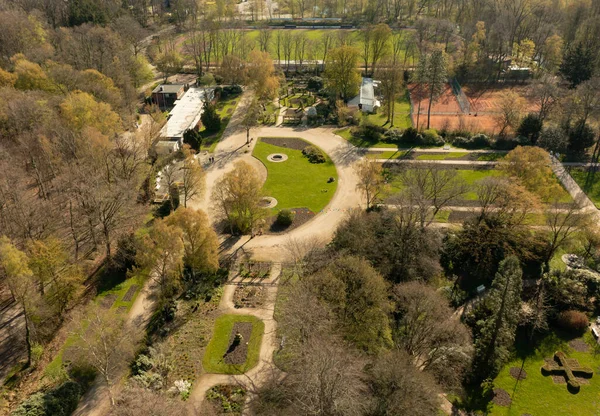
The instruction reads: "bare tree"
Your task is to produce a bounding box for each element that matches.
[180,146,205,208]
[397,165,468,228]
[544,199,591,267]
[355,159,388,209]
[72,307,138,406]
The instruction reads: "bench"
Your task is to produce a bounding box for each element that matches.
[592,327,599,339]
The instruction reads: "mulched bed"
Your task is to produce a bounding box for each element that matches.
[267,208,315,234]
[492,388,512,407]
[569,338,590,353]
[223,322,252,365]
[233,286,265,308]
[510,367,527,380]
[206,384,246,416]
[121,284,139,302]
[239,261,271,279]
[261,137,309,151]
[99,294,117,309]
[551,375,567,384]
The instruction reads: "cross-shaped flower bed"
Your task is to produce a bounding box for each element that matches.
[542,351,594,392]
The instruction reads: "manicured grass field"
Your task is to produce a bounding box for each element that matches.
[490,331,600,416]
[570,168,600,208]
[202,314,264,374]
[415,152,469,160]
[477,152,506,161]
[253,138,338,213]
[201,94,240,152]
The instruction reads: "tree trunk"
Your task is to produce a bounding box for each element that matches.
[23,303,32,368]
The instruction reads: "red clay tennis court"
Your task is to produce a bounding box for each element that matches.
[408,84,462,114]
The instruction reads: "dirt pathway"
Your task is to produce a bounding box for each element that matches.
[72,280,156,416]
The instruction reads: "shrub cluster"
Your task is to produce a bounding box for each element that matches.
[451,133,491,149]
[13,381,82,416]
[556,310,589,334]
[276,209,295,227]
[353,122,386,142]
[302,145,326,164]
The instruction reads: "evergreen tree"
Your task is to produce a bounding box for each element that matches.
[472,256,523,381]
[560,44,594,88]
[183,129,202,151]
[517,113,543,145]
[567,120,596,156]
[200,101,221,133]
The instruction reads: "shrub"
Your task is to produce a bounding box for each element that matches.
[223,85,242,96]
[400,127,422,145]
[307,76,324,92]
[302,145,326,164]
[382,129,402,144]
[557,310,589,334]
[276,209,295,227]
[493,135,530,150]
[214,74,224,84]
[198,73,215,86]
[357,122,385,142]
[13,381,82,416]
[451,133,490,149]
[421,129,444,146]
[183,128,202,151]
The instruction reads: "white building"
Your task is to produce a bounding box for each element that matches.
[348,77,381,113]
[155,87,214,155]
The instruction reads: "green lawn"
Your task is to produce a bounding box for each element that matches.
[570,168,600,208]
[362,92,412,129]
[388,169,504,201]
[415,152,469,160]
[200,95,240,152]
[202,314,264,375]
[490,331,600,416]
[367,150,408,159]
[253,138,338,213]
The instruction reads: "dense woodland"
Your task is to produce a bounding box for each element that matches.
[0,0,600,415]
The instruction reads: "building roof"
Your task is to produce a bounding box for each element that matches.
[359,77,376,107]
[152,84,184,94]
[160,87,208,140]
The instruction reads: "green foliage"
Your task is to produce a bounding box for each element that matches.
[560,43,594,88]
[183,128,202,151]
[556,310,589,334]
[198,73,215,86]
[452,134,491,149]
[307,76,324,92]
[206,385,247,414]
[517,113,543,144]
[276,209,295,226]
[471,256,523,381]
[201,101,222,133]
[567,120,595,156]
[538,126,568,154]
[301,145,326,164]
[13,381,82,416]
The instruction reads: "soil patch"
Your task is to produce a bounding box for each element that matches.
[267,208,315,233]
[223,322,252,365]
[99,294,117,309]
[261,137,308,151]
[510,367,527,380]
[569,338,590,353]
[121,284,139,302]
[492,388,512,407]
[233,286,265,308]
[552,375,567,384]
